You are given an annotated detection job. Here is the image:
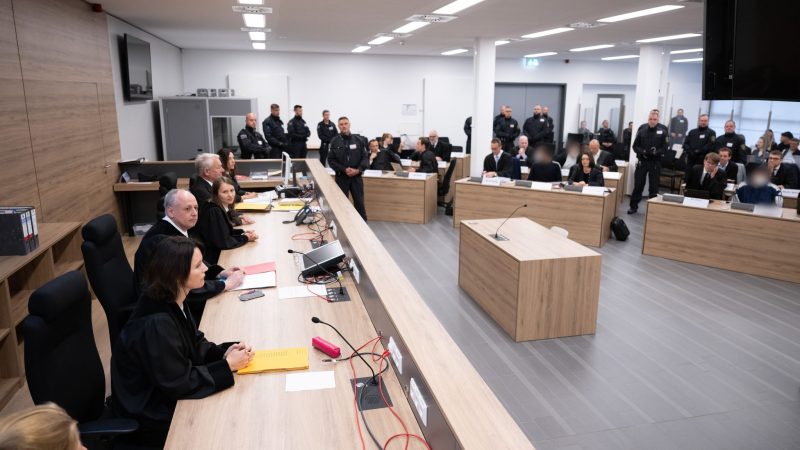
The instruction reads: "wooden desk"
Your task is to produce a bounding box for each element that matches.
[402,154,470,203]
[167,160,533,449]
[362,173,437,223]
[520,162,628,206]
[453,179,616,247]
[643,198,800,283]
[0,222,82,409]
[459,218,601,342]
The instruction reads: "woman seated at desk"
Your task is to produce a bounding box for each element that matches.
[112,236,253,448]
[195,176,258,264]
[568,153,604,187]
[217,148,257,203]
[526,146,562,182]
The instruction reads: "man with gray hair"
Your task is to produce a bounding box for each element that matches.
[133,189,244,320]
[428,129,452,162]
[190,153,224,204]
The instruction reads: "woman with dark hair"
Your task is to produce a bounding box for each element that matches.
[195,176,258,264]
[568,152,604,187]
[112,236,253,447]
[217,148,258,203]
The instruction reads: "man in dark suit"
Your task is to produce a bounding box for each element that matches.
[368,139,401,171]
[685,152,727,200]
[409,137,438,173]
[133,189,243,321]
[483,138,513,178]
[190,153,224,204]
[717,147,738,181]
[428,130,452,162]
[587,139,618,172]
[767,150,800,188]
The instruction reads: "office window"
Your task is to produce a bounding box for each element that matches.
[710,99,800,147]
[739,100,771,145]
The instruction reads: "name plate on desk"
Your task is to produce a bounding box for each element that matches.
[753,204,783,218]
[400,159,413,166]
[682,197,709,208]
[363,170,383,177]
[409,172,429,180]
[560,169,570,177]
[563,184,583,193]
[437,161,448,169]
[582,186,607,196]
[481,177,501,186]
[781,188,800,199]
[530,181,553,191]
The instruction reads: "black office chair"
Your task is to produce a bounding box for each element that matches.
[660,149,683,193]
[81,214,138,350]
[23,271,138,449]
[510,157,522,180]
[156,172,177,219]
[438,159,457,215]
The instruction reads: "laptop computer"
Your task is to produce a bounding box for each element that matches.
[390,162,403,172]
[684,189,710,199]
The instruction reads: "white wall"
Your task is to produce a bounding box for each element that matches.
[665,62,704,121]
[108,16,184,161]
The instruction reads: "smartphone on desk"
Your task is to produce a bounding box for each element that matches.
[239,290,265,301]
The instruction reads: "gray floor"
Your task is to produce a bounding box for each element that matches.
[367,201,800,450]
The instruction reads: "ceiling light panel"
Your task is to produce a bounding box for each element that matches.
[637,33,701,43]
[433,0,487,15]
[670,47,703,54]
[232,6,272,13]
[237,0,263,4]
[393,21,430,33]
[242,14,266,28]
[495,40,510,46]
[352,46,371,53]
[368,36,394,45]
[521,27,573,39]
[252,42,266,50]
[598,5,684,23]
[602,55,639,60]
[673,57,703,62]
[442,48,469,55]
[570,44,615,52]
[524,52,558,57]
[249,31,266,41]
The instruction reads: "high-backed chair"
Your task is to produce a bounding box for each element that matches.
[156,172,177,219]
[23,271,137,448]
[81,214,137,349]
[438,159,457,215]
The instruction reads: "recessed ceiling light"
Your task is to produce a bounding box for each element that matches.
[252,42,266,50]
[393,21,430,34]
[242,14,266,28]
[637,33,701,43]
[433,0,487,15]
[673,57,703,63]
[602,54,640,60]
[368,36,394,45]
[442,48,469,56]
[570,44,615,52]
[521,27,573,39]
[241,27,271,33]
[249,31,266,41]
[670,47,703,54]
[495,40,510,46]
[352,45,371,53]
[598,5,684,23]
[238,0,263,4]
[524,52,558,57]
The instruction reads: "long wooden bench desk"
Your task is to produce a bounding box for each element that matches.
[453,179,616,247]
[520,161,628,207]
[167,160,533,449]
[643,197,800,283]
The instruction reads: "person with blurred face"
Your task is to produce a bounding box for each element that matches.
[735,166,780,205]
[526,144,562,182]
[628,109,669,214]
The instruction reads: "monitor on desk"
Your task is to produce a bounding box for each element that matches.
[299,240,345,277]
[281,151,297,186]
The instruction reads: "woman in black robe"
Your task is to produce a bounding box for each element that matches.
[112,236,254,448]
[194,176,258,264]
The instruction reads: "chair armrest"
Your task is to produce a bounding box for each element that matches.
[79,418,139,438]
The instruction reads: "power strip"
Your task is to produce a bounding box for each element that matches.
[326,286,351,302]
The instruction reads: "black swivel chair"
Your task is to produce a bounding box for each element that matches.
[156,172,177,219]
[81,214,137,349]
[659,149,683,193]
[438,159,457,215]
[22,271,137,449]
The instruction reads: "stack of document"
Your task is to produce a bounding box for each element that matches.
[238,347,309,375]
[232,261,277,290]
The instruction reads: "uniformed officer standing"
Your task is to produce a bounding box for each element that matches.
[287,105,310,160]
[682,114,716,169]
[262,104,287,158]
[494,106,520,154]
[628,110,669,214]
[596,119,616,153]
[523,105,550,148]
[317,110,337,165]
[669,108,689,147]
[328,116,369,221]
[715,120,748,164]
[237,112,270,159]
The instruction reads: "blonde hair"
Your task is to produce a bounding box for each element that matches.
[0,403,81,450]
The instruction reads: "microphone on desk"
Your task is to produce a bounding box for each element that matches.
[492,204,527,242]
[311,316,378,385]
[288,249,344,295]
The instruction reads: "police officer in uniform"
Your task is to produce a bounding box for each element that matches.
[328,116,369,221]
[628,110,669,214]
[237,113,270,159]
[287,105,310,160]
[262,104,287,158]
[715,120,748,164]
[494,106,520,154]
[317,110,336,165]
[669,108,689,147]
[523,105,550,148]
[596,119,616,153]
[682,114,716,169]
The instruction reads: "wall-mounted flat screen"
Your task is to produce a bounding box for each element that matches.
[121,34,153,101]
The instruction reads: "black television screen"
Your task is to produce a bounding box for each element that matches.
[704,0,800,101]
[121,34,153,101]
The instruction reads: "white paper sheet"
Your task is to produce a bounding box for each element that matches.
[285,371,336,392]
[363,170,383,177]
[531,181,552,191]
[278,285,327,300]
[582,186,607,196]
[232,272,276,290]
[682,197,710,208]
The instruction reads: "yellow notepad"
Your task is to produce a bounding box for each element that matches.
[273,204,304,211]
[237,347,309,375]
[234,203,271,211]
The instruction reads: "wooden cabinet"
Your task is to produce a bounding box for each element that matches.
[0,222,82,409]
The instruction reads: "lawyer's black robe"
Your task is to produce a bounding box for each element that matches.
[194,201,248,265]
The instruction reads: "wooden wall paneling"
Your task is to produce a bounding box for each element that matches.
[0,0,22,79]
[24,80,103,223]
[97,82,123,225]
[13,0,110,84]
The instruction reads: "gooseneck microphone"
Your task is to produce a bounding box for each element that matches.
[492,204,527,241]
[311,317,377,384]
[288,249,344,294]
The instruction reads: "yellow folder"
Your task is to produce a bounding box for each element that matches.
[234,203,271,211]
[237,347,309,375]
